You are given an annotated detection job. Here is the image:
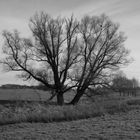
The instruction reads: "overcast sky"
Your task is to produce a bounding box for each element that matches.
[0,0,140,85]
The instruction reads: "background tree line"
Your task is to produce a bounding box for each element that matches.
[111,72,139,96]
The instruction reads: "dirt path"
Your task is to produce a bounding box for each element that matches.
[0,110,140,140]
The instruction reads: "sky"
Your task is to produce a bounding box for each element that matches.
[0,0,139,85]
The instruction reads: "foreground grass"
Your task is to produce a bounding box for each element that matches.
[0,96,133,126]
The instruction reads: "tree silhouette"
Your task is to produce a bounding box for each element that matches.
[1,13,130,105]
[69,15,130,104]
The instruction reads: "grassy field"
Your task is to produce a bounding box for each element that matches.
[0,88,140,139]
[0,88,139,125]
[1,109,140,139]
[0,88,76,103]
[0,89,50,101]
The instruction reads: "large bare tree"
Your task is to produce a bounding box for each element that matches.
[1,13,130,105]
[1,12,79,105]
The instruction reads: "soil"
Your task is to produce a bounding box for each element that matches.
[0,109,140,140]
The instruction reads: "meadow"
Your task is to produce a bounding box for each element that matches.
[0,88,75,103]
[0,88,140,139]
[0,88,50,101]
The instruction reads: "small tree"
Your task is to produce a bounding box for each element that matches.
[131,78,139,88]
[111,72,139,96]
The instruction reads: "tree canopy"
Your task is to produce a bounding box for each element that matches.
[1,12,131,105]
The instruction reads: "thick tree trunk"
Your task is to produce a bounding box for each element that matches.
[57,93,64,105]
[69,90,84,105]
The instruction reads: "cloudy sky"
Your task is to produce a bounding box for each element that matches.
[0,0,139,85]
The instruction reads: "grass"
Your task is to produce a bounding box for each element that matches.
[0,97,132,125]
[0,102,101,125]
[0,89,50,101]
[126,98,140,105]
[0,88,140,125]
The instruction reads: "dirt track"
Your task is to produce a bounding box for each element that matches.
[0,109,140,140]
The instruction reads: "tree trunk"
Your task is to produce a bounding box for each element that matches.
[69,90,84,105]
[57,93,64,105]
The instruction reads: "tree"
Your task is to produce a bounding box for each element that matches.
[111,74,129,91]
[1,13,130,105]
[131,78,139,88]
[68,15,130,104]
[1,12,79,105]
[111,72,139,96]
[112,72,139,90]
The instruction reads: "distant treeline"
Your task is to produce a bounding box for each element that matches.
[0,84,50,90]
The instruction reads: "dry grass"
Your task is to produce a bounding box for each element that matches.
[0,89,50,101]
[0,88,140,125]
[0,97,131,125]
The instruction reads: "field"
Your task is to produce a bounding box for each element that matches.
[0,88,140,139]
[1,110,140,140]
[0,88,75,103]
[0,89,50,101]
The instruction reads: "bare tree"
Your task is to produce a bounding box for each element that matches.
[1,12,79,105]
[131,78,139,88]
[68,14,130,104]
[111,73,129,95]
[1,13,131,105]
[111,72,139,96]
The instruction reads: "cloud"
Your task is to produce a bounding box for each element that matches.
[0,0,94,18]
[0,0,140,84]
